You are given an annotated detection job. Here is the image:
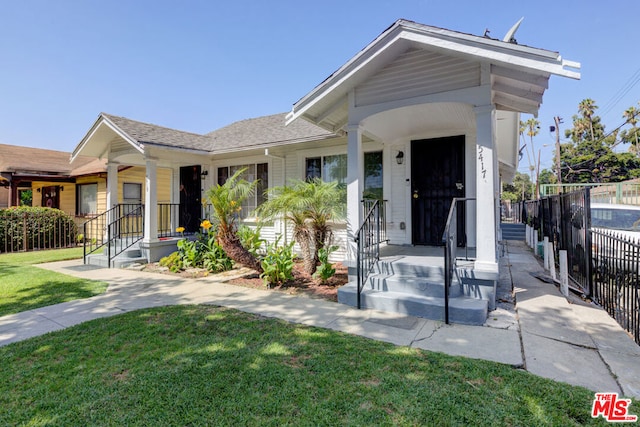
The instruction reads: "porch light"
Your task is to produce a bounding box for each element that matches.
[395,151,404,165]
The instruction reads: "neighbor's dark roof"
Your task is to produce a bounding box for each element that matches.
[206,113,335,152]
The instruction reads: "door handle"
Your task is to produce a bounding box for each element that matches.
[412,190,419,199]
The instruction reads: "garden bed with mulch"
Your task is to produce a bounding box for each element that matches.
[140,261,347,302]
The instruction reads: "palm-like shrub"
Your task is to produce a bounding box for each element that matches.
[204,169,262,273]
[258,178,345,275]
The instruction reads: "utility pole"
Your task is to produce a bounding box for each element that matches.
[553,116,563,188]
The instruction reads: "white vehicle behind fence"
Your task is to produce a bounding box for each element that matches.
[591,203,640,276]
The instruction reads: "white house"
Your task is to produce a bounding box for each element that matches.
[71,19,579,322]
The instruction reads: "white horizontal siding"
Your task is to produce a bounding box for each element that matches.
[355,48,480,107]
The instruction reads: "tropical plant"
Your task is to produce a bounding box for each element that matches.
[237,225,265,257]
[201,240,234,273]
[159,252,183,273]
[260,237,296,288]
[176,238,201,268]
[204,169,262,273]
[561,99,640,183]
[519,118,540,183]
[257,178,345,275]
[313,245,339,284]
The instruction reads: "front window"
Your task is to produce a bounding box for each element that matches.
[305,154,347,184]
[76,183,97,215]
[217,163,268,219]
[363,151,383,200]
[123,183,142,204]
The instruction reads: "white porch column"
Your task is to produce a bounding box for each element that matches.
[106,162,119,210]
[346,124,363,264]
[105,162,119,241]
[144,158,158,243]
[474,105,498,272]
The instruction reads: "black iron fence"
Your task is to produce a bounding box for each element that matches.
[523,189,592,295]
[591,230,640,344]
[526,188,640,345]
[0,208,78,253]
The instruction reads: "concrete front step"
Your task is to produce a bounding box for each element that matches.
[366,273,463,298]
[86,254,148,269]
[337,282,488,325]
[375,257,446,278]
[501,223,526,241]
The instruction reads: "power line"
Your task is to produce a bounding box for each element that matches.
[601,67,640,117]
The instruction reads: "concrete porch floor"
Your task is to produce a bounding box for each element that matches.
[379,244,476,267]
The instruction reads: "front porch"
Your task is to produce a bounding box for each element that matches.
[339,243,498,325]
[81,202,199,268]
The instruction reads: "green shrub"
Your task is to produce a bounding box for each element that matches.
[173,231,234,273]
[159,252,183,273]
[0,207,77,252]
[260,237,296,288]
[176,238,202,269]
[313,245,339,284]
[202,240,234,273]
[237,225,266,257]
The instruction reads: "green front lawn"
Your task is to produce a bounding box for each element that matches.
[0,305,629,426]
[0,248,107,316]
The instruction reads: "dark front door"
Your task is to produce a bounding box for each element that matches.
[41,185,60,209]
[180,165,202,233]
[411,136,465,246]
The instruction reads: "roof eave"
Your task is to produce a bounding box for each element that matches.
[288,20,580,126]
[71,113,143,162]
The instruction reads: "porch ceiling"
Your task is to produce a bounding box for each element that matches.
[361,103,474,142]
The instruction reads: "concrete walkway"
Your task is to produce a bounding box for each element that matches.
[1,241,640,398]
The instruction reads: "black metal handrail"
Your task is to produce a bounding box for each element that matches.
[442,198,475,324]
[83,204,118,263]
[106,204,144,267]
[355,199,387,309]
[83,204,144,265]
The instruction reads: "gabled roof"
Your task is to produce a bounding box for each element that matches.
[102,114,213,152]
[0,143,100,178]
[206,113,335,153]
[288,19,580,130]
[73,112,338,161]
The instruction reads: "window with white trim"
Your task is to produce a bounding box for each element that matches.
[123,183,142,204]
[305,154,347,184]
[76,183,98,215]
[363,151,383,200]
[217,163,268,219]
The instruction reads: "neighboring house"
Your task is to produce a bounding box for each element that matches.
[71,20,579,276]
[0,143,173,227]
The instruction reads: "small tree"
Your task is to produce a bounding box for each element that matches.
[204,169,262,273]
[258,178,345,275]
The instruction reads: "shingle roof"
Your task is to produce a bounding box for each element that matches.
[102,113,213,152]
[98,112,337,155]
[206,113,336,152]
[0,143,99,176]
[207,113,335,152]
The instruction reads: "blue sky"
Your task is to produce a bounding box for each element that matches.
[1,0,638,174]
